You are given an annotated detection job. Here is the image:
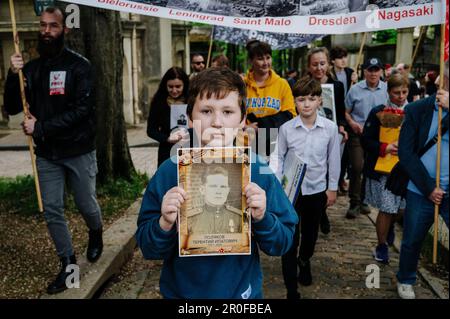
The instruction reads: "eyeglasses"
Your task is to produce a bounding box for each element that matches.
[193,61,205,65]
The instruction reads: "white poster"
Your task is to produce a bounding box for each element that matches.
[170,104,188,130]
[320,84,337,124]
[280,149,307,205]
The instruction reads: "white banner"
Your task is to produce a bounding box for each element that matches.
[60,0,446,34]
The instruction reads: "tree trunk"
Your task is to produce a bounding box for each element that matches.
[69,6,135,183]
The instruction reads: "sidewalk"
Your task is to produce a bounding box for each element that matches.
[0,122,158,150]
[0,123,158,178]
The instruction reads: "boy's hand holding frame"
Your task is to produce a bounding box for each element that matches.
[244,183,266,222]
[160,186,187,231]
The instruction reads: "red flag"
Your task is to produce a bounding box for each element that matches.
[445,0,449,61]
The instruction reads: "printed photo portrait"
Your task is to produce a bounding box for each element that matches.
[178,147,251,256]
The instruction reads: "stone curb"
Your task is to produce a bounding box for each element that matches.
[40,198,142,299]
[367,210,449,299]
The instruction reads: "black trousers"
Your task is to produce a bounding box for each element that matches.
[281,191,327,293]
[339,141,350,183]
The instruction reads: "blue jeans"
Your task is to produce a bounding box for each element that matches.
[397,190,449,285]
[37,151,103,258]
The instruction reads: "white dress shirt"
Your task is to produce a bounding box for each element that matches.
[270,114,341,195]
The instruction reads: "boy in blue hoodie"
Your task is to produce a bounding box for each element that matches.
[135,68,298,299]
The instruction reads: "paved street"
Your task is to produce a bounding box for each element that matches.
[261,201,436,299]
[100,196,437,299]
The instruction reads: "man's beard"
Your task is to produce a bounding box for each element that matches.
[37,32,65,59]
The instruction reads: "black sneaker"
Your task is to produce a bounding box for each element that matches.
[297,259,312,286]
[87,227,103,262]
[320,212,331,235]
[47,255,77,295]
[345,205,360,219]
[360,204,371,215]
[373,243,389,264]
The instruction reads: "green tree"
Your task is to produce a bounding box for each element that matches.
[373,30,398,44]
[64,5,135,183]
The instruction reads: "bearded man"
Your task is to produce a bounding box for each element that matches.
[4,6,103,294]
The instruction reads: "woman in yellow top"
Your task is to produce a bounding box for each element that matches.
[244,40,297,156]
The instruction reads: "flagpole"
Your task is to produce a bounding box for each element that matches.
[206,26,214,68]
[432,22,446,265]
[8,0,44,213]
[353,32,367,85]
[411,26,427,66]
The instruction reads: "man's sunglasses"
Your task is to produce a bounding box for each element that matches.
[193,61,205,65]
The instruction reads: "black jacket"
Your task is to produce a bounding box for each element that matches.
[407,78,420,103]
[330,66,354,95]
[398,95,449,197]
[361,104,388,180]
[4,48,96,160]
[246,110,293,129]
[146,98,173,167]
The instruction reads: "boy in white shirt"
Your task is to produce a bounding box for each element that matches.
[270,77,341,299]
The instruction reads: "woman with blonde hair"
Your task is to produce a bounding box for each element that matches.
[304,47,348,235]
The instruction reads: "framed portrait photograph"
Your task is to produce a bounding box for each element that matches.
[177,147,251,257]
[170,104,189,130]
[320,84,337,124]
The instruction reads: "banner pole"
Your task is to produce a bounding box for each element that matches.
[8,0,44,213]
[206,26,214,68]
[411,26,427,66]
[353,32,367,83]
[433,23,446,265]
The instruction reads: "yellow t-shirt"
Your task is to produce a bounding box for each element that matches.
[244,70,296,122]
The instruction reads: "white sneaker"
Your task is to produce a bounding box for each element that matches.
[397,283,416,299]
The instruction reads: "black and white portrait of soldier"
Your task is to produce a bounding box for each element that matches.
[368,0,434,8]
[135,0,170,6]
[348,0,369,12]
[300,0,350,15]
[188,166,242,235]
[177,114,187,126]
[213,26,322,50]
[167,0,302,17]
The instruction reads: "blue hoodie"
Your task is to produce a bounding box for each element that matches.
[135,155,298,299]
